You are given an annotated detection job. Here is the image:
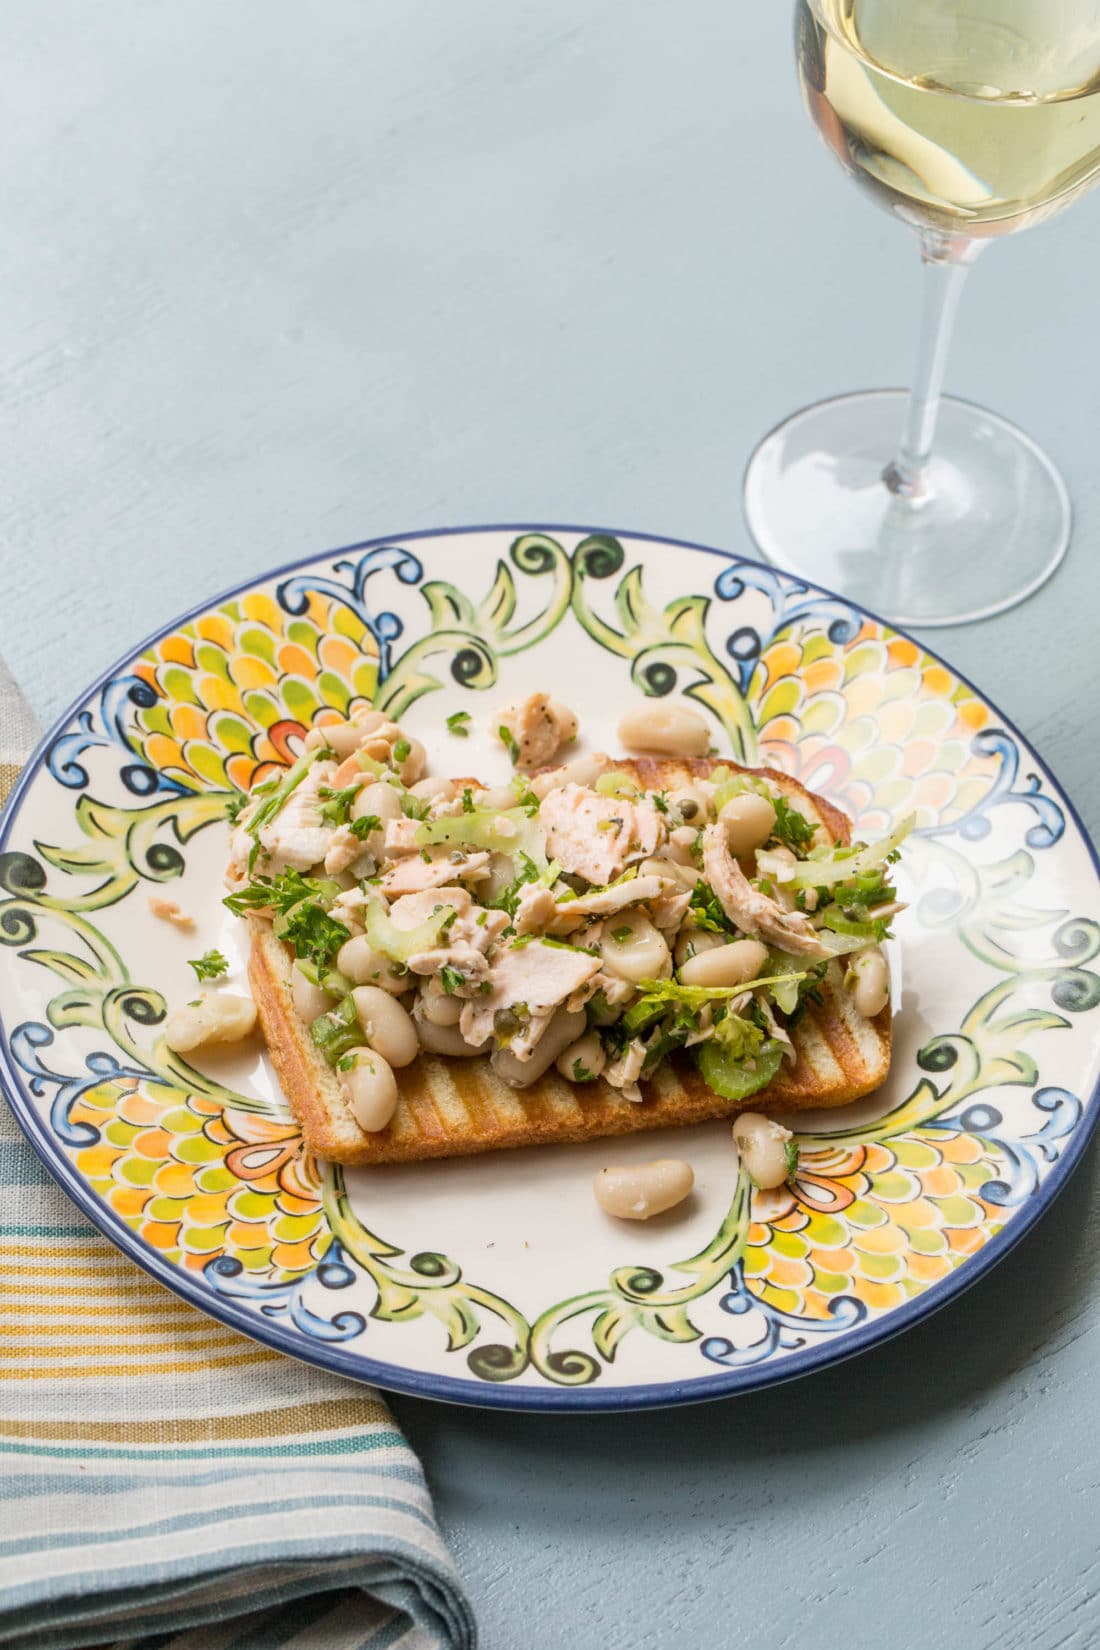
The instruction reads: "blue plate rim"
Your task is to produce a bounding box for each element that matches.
[1,519,1098,1413]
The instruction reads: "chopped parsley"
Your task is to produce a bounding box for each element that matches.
[278,903,351,973]
[318,784,361,827]
[393,738,411,763]
[440,966,466,995]
[225,791,250,824]
[462,788,476,813]
[770,795,816,856]
[610,926,632,944]
[187,949,229,983]
[784,1138,801,1182]
[652,791,669,815]
[446,710,472,737]
[571,1059,597,1082]
[224,868,338,918]
[349,813,382,840]
[399,792,430,821]
[688,880,735,935]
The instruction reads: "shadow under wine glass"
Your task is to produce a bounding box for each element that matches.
[744,0,1100,626]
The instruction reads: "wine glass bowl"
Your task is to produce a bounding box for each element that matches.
[744,1,1100,625]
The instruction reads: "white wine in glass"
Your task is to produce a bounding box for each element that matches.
[743,0,1100,626]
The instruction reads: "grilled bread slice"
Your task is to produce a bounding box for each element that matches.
[247,758,891,1165]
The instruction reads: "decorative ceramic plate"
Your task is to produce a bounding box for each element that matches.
[2,526,1098,1411]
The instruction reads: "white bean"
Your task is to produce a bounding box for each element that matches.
[600,912,671,985]
[666,825,701,867]
[337,935,409,994]
[492,1008,586,1088]
[340,1048,399,1132]
[353,780,403,826]
[680,938,770,989]
[848,947,890,1018]
[732,1112,794,1190]
[419,987,463,1027]
[555,1030,606,1083]
[410,776,457,803]
[349,708,387,733]
[674,928,727,969]
[414,1011,491,1057]
[593,1159,694,1221]
[320,718,371,760]
[618,702,710,758]
[291,965,330,1024]
[529,752,611,799]
[668,785,712,826]
[394,735,426,785]
[474,785,519,811]
[352,986,419,1068]
[719,793,777,857]
[164,993,257,1054]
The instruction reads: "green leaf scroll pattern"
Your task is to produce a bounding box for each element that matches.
[373,533,573,723]
[323,1168,533,1382]
[569,534,760,764]
[0,798,278,1120]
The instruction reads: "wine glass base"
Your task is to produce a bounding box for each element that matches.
[742,391,1071,627]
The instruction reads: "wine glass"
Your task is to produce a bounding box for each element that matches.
[743,0,1100,626]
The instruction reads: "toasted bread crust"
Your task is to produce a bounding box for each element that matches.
[247,757,891,1164]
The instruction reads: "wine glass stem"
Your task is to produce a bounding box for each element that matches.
[884,229,984,501]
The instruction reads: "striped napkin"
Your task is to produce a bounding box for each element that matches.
[0,657,475,1650]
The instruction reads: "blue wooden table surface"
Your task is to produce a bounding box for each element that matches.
[3,4,1098,1646]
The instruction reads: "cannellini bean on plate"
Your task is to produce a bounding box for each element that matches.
[352,986,419,1068]
[474,786,519,811]
[719,793,777,857]
[847,947,890,1018]
[593,1159,695,1221]
[732,1112,794,1191]
[600,911,671,985]
[617,702,710,758]
[529,752,611,799]
[674,928,728,969]
[410,776,457,803]
[665,825,700,866]
[419,986,464,1027]
[679,938,770,989]
[668,785,712,825]
[555,1030,607,1083]
[340,1048,399,1132]
[337,935,409,994]
[353,780,403,827]
[492,1008,585,1087]
[414,1015,491,1058]
[291,964,331,1024]
[164,993,257,1054]
[350,707,388,733]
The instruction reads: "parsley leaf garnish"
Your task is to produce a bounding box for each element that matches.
[498,724,520,765]
[446,711,471,737]
[440,966,466,995]
[187,949,229,983]
[349,813,382,840]
[225,791,250,824]
[318,784,361,827]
